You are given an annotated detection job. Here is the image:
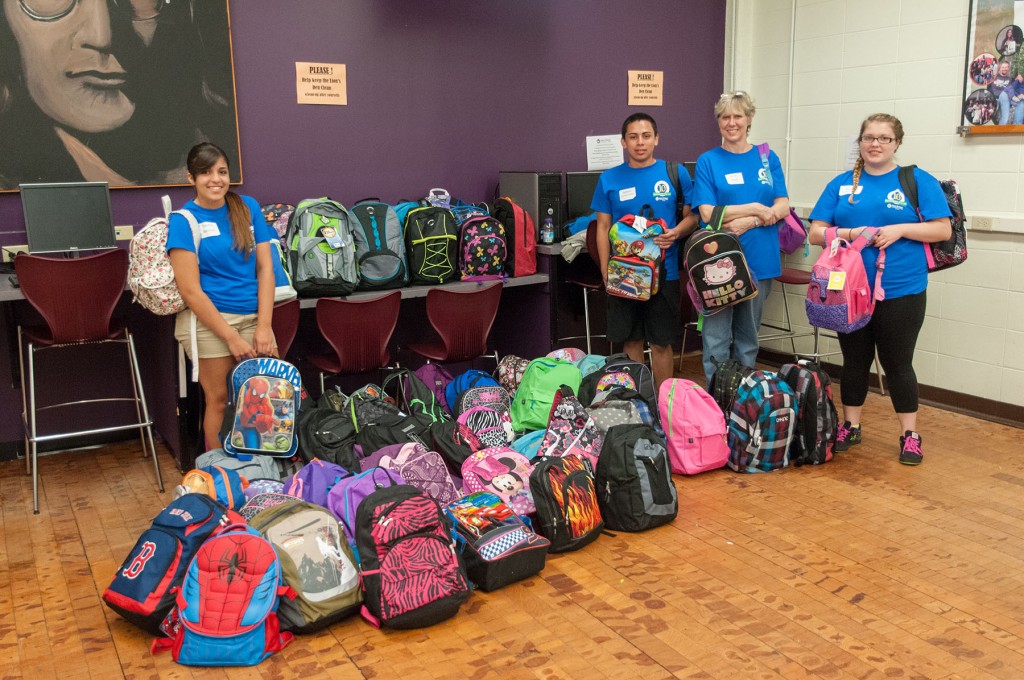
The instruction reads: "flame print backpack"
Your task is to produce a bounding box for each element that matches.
[528,454,604,553]
[459,215,507,281]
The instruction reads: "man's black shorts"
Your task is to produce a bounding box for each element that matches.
[606,280,680,346]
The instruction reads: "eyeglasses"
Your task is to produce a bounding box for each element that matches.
[719,91,747,99]
[18,0,170,23]
[859,135,896,145]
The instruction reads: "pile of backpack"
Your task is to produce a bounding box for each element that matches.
[261,190,537,299]
[101,349,839,667]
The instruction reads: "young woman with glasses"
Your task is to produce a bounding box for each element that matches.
[0,0,236,188]
[692,91,792,387]
[807,114,951,466]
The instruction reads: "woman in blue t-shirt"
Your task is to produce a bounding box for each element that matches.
[808,114,951,466]
[168,142,277,451]
[693,91,791,386]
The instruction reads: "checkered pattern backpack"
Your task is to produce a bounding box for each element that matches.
[778,360,838,466]
[726,371,797,473]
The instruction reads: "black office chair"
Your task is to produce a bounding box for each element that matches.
[15,249,164,514]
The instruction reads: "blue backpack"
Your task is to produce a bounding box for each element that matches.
[102,494,237,635]
[223,358,303,459]
[444,370,500,415]
[152,524,295,666]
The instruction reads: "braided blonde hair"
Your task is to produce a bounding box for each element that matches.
[849,113,904,204]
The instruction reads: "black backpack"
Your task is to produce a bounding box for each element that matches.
[355,415,432,457]
[682,206,759,315]
[297,406,359,471]
[897,165,967,272]
[350,199,408,290]
[779,360,838,466]
[708,358,753,420]
[381,368,450,424]
[596,423,678,532]
[404,205,459,285]
[578,353,658,416]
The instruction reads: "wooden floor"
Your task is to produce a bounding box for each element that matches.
[2,358,1024,679]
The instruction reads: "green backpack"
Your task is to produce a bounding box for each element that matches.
[511,358,583,432]
[247,500,362,633]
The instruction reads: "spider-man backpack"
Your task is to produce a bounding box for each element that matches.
[222,357,303,459]
[151,524,296,666]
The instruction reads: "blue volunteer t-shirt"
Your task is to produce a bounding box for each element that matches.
[809,166,951,299]
[693,146,787,281]
[166,195,274,314]
[590,159,694,281]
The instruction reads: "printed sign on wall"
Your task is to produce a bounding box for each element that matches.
[627,70,664,106]
[296,63,348,106]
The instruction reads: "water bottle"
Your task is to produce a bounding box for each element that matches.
[541,217,555,244]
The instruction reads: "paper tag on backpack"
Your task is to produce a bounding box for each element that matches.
[319,225,344,249]
[827,271,847,290]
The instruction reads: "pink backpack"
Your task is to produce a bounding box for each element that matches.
[805,227,884,334]
[658,378,730,475]
[461,448,536,515]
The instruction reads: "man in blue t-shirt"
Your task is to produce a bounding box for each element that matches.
[591,113,699,389]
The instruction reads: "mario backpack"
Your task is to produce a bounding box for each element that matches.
[605,208,667,301]
[223,357,303,458]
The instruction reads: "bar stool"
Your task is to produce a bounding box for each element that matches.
[557,221,607,354]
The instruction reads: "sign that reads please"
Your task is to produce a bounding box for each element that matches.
[627,70,663,106]
[296,62,347,105]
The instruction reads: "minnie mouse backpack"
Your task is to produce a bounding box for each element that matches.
[461,448,536,515]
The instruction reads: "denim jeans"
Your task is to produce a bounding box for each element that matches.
[1000,91,1024,125]
[701,278,773,386]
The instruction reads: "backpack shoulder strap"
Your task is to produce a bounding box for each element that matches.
[756,143,773,187]
[171,208,202,253]
[709,205,727,231]
[666,161,683,223]
[897,165,919,210]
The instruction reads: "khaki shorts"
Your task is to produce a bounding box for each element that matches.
[175,310,259,361]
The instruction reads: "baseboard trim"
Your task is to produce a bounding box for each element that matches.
[758,348,1024,430]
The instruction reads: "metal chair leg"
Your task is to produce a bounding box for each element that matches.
[127,333,163,493]
[17,326,29,476]
[27,343,39,514]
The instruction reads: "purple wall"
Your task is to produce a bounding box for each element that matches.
[0,0,725,235]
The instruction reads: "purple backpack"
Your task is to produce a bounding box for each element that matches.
[326,467,406,548]
[415,362,455,413]
[284,459,350,507]
[358,442,460,505]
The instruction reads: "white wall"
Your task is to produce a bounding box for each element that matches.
[729,0,1024,407]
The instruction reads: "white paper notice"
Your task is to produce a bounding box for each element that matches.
[845,135,861,169]
[587,134,623,171]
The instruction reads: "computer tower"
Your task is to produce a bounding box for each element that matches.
[498,171,563,240]
[565,171,602,219]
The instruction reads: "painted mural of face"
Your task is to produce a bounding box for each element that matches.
[3,0,165,134]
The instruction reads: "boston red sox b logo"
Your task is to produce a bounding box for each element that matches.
[123,542,156,579]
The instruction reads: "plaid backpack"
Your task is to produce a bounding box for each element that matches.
[726,371,798,473]
[778,360,838,466]
[459,215,507,281]
[708,358,753,421]
[529,454,604,553]
[356,485,470,629]
[152,524,294,666]
[102,494,239,635]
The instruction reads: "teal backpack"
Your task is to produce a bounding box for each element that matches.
[511,358,582,432]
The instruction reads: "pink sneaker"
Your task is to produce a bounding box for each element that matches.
[899,431,923,465]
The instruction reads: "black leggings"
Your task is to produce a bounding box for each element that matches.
[837,291,926,413]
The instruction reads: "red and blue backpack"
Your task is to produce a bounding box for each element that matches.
[152,524,295,666]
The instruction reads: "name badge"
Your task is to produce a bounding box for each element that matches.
[199,222,220,238]
[838,185,864,196]
[725,172,744,185]
[619,187,637,201]
[827,271,847,291]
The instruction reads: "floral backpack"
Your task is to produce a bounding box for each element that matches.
[128,196,198,316]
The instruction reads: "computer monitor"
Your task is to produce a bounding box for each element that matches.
[19,182,117,255]
[565,171,602,219]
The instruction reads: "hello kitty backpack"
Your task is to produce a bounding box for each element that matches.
[461,448,536,515]
[683,206,758,315]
